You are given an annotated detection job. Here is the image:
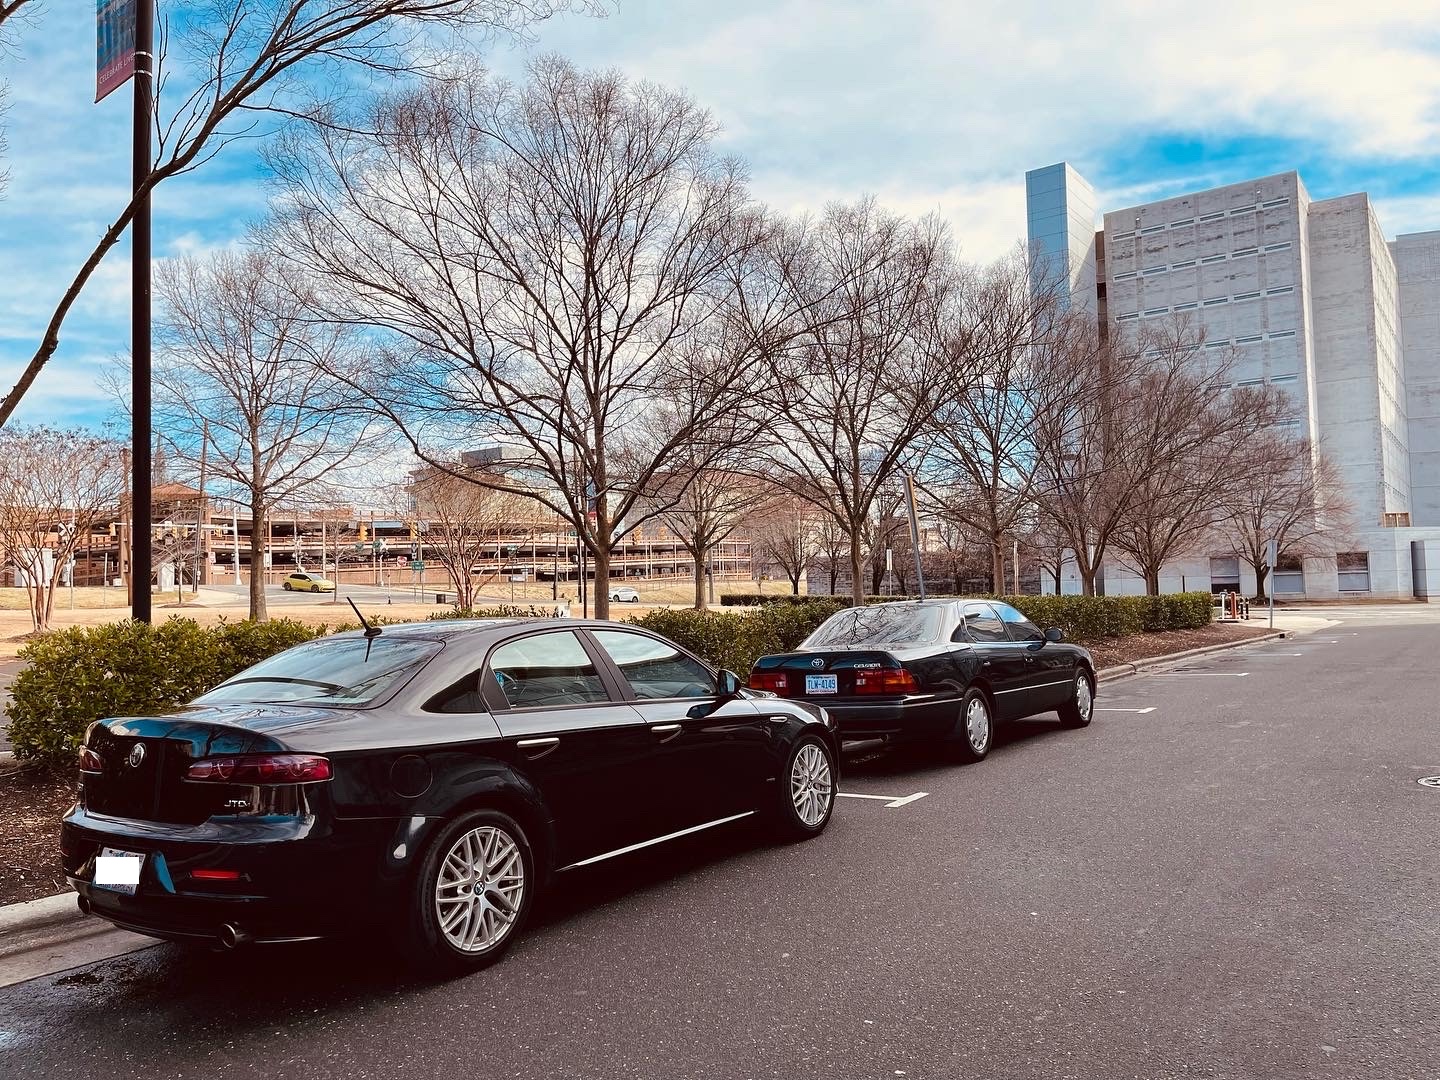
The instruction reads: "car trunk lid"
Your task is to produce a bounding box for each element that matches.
[747,649,921,699]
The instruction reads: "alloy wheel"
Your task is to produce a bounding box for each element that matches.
[790,742,833,827]
[966,696,991,753]
[434,825,526,954]
[1075,675,1093,722]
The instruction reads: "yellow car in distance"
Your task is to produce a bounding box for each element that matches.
[282,571,336,593]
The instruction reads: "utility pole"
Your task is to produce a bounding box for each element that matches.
[195,418,208,593]
[902,473,927,600]
[130,0,155,623]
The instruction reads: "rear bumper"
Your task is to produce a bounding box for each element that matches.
[61,804,421,944]
[822,696,957,743]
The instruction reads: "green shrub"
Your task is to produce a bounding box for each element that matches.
[998,592,1212,642]
[627,599,846,674]
[426,605,562,621]
[5,617,326,765]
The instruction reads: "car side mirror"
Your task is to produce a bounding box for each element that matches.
[717,669,741,698]
[1044,627,1064,644]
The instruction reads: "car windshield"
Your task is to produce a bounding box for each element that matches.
[195,637,442,707]
[803,605,948,648]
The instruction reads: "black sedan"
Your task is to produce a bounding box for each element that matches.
[61,619,839,972]
[747,599,1095,761]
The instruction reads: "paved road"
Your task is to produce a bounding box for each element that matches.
[1,609,1437,1078]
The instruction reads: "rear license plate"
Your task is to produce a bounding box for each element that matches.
[805,674,838,695]
[94,848,144,895]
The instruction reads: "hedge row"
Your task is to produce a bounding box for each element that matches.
[627,599,849,676]
[5,606,558,765]
[6,618,327,764]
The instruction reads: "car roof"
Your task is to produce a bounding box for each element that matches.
[326,617,634,644]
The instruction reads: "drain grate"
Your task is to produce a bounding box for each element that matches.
[1418,776,1440,789]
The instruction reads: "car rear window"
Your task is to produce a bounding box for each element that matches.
[195,637,442,707]
[803,605,947,648]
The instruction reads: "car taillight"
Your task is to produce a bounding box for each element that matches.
[185,754,331,784]
[190,869,244,881]
[853,669,919,695]
[747,672,788,693]
[78,747,103,773]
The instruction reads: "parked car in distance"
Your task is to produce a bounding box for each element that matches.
[282,571,335,593]
[609,586,640,603]
[746,599,1094,762]
[62,620,838,973]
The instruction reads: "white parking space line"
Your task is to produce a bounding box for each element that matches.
[1149,672,1250,677]
[836,791,930,808]
[1096,707,1156,713]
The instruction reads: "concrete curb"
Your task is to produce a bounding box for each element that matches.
[0,889,82,940]
[1097,630,1288,683]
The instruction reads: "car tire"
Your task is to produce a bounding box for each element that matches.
[397,808,536,975]
[311,584,321,593]
[1058,669,1095,729]
[952,687,994,763]
[769,734,836,842]
[282,582,292,591]
[629,596,639,603]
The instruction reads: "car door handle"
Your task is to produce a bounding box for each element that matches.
[515,737,559,759]
[650,723,683,741]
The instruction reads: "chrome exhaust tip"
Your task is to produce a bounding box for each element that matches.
[217,923,250,950]
[76,895,91,915]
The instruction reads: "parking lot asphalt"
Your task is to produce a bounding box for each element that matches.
[1,609,1437,1079]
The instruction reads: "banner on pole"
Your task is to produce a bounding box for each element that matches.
[96,0,137,103]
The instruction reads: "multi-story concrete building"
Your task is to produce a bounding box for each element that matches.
[1026,163,1440,600]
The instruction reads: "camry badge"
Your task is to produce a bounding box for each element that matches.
[811,658,825,669]
[127,744,146,768]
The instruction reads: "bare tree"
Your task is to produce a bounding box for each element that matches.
[1108,322,1291,594]
[270,59,776,618]
[920,251,1079,593]
[410,464,527,610]
[0,0,595,426]
[0,427,126,632]
[132,249,384,622]
[1220,437,1351,600]
[651,458,774,610]
[748,497,818,595]
[757,198,957,607]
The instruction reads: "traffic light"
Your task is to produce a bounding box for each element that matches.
[409,521,418,541]
[358,521,367,542]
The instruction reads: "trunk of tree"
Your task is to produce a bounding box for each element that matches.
[692,548,706,610]
[849,529,865,607]
[827,559,838,595]
[789,568,801,594]
[1252,560,1270,602]
[1144,566,1161,595]
[870,555,885,597]
[249,504,268,621]
[592,544,611,620]
[991,537,1006,596]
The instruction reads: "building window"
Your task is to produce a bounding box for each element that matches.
[1266,286,1294,296]
[1236,378,1264,387]
[1382,512,1412,528]
[1200,211,1226,222]
[1142,265,1167,276]
[1234,291,1261,301]
[1140,225,1166,235]
[1170,218,1196,228]
[1117,312,1139,321]
[1203,297,1228,307]
[1112,230,1136,241]
[1230,204,1257,216]
[1337,552,1370,593]
[1271,374,1299,383]
[1264,242,1292,252]
[1235,334,1263,344]
[1171,259,1196,269]
[1173,301,1198,311]
[1201,254,1227,264]
[1113,271,1137,281]
[1272,554,1305,596]
[1269,329,1296,339]
[1143,307,1168,316]
[1205,340,1230,350]
[1261,197,1291,209]
[1209,556,1241,590]
[1233,247,1258,258]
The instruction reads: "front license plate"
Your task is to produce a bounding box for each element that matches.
[94,848,144,895]
[805,674,838,695]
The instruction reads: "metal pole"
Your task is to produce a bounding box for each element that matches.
[1013,537,1020,595]
[902,474,927,600]
[232,503,240,584]
[195,419,207,593]
[130,0,154,623]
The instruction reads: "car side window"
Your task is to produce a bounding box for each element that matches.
[486,631,609,709]
[592,630,715,700]
[992,602,1045,643]
[961,603,1008,643]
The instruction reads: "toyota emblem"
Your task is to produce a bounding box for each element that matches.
[811,658,825,669]
[127,744,146,768]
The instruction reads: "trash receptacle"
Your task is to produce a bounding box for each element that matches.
[435,593,449,604]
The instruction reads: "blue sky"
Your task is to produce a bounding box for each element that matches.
[4,0,1440,431]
